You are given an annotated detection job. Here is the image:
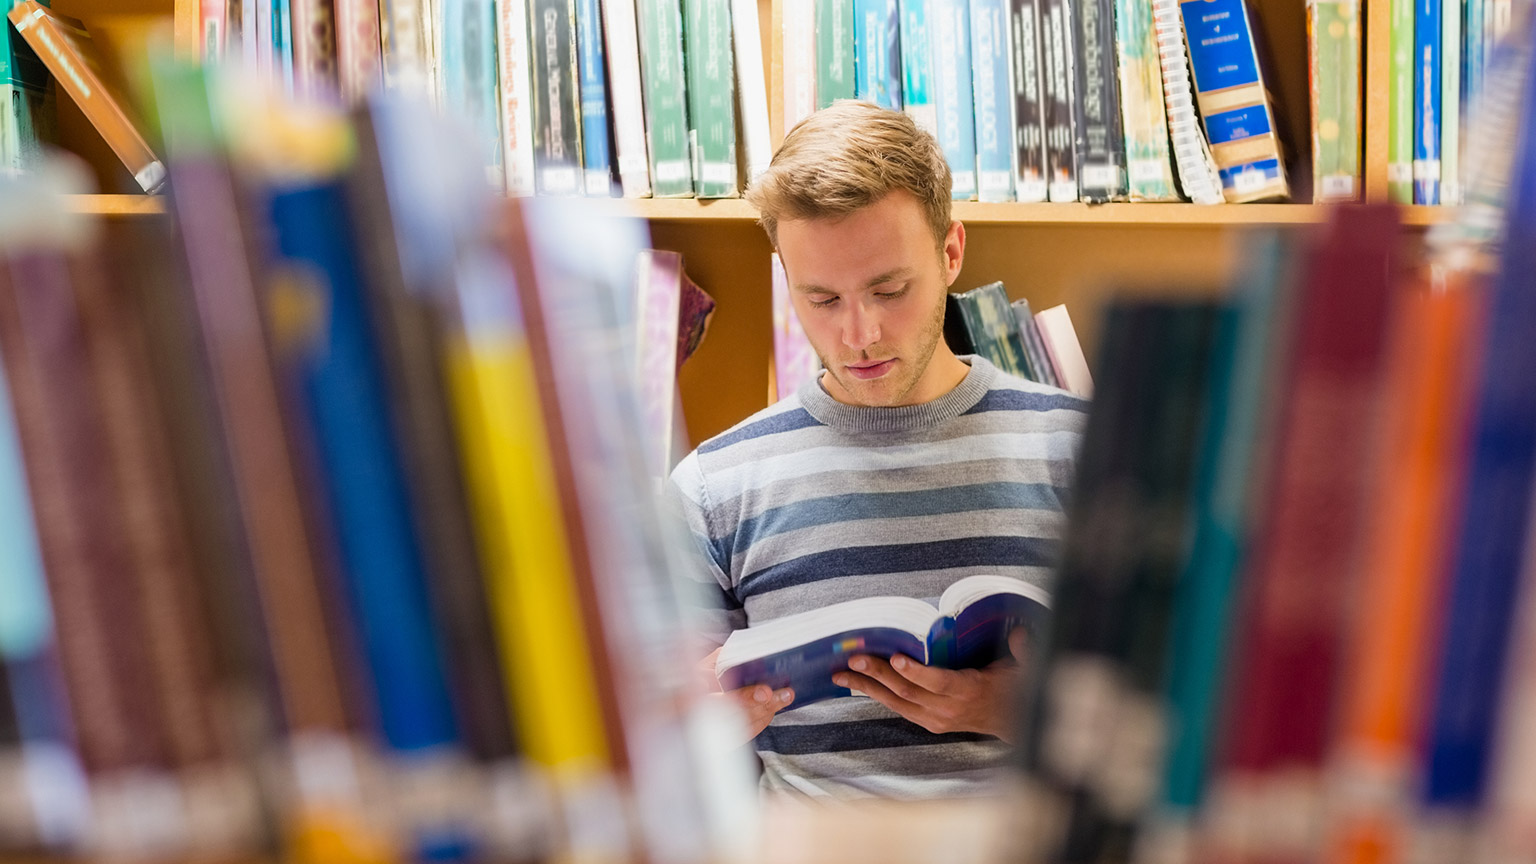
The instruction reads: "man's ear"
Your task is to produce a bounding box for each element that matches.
[942,220,966,287]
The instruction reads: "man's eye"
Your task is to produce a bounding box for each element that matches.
[876,286,909,300]
[809,296,838,308]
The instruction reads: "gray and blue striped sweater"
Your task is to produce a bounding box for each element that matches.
[671,357,1089,799]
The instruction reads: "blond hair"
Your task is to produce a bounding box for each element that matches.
[745,101,953,249]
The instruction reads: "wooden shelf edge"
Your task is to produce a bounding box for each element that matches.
[65,194,167,217]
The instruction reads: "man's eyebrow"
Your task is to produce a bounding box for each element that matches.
[795,268,915,294]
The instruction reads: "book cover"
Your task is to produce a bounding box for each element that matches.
[497,0,538,195]
[1072,0,1128,201]
[1413,0,1442,203]
[334,0,383,102]
[684,0,738,197]
[951,282,1033,380]
[1115,0,1179,200]
[602,0,654,196]
[1308,0,1361,201]
[1010,297,1060,387]
[930,0,978,199]
[1388,0,1413,201]
[771,252,819,401]
[854,0,902,109]
[1009,0,1048,201]
[1033,303,1092,397]
[942,291,976,356]
[1179,0,1290,202]
[782,0,817,133]
[1207,205,1400,864]
[717,575,1051,707]
[531,0,584,195]
[442,0,505,190]
[899,0,936,133]
[637,0,695,195]
[970,0,1015,201]
[1040,0,1076,200]
[730,0,772,182]
[577,0,615,195]
[7,2,165,192]
[817,0,856,108]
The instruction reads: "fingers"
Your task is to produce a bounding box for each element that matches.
[832,668,924,719]
[729,684,795,740]
[1007,627,1029,664]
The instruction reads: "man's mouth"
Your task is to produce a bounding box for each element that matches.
[846,359,895,380]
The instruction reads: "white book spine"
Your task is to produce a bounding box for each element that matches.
[1034,304,1092,398]
[498,0,538,195]
[1149,0,1222,204]
[731,0,773,183]
[782,0,817,133]
[604,0,654,196]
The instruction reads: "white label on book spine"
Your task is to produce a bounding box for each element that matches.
[978,170,1014,200]
[1388,162,1412,182]
[90,769,187,858]
[1129,158,1169,184]
[540,166,581,194]
[1319,174,1357,199]
[1080,164,1123,189]
[702,162,736,185]
[1413,159,1442,180]
[1048,179,1078,201]
[586,169,613,196]
[655,159,692,183]
[1232,167,1267,193]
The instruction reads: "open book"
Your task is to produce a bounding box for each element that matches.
[714,575,1052,707]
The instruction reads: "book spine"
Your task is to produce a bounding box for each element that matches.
[499,0,539,195]
[635,251,684,479]
[577,0,615,195]
[334,0,383,102]
[1465,0,1485,126]
[1009,0,1048,201]
[731,0,772,182]
[1010,298,1060,387]
[1151,0,1224,203]
[1309,0,1362,201]
[289,0,339,101]
[930,0,978,198]
[1388,0,1414,200]
[7,4,165,192]
[379,0,432,93]
[1073,0,1128,201]
[684,0,738,197]
[1115,0,1179,200]
[853,0,901,108]
[443,0,506,190]
[1440,0,1460,203]
[1034,304,1091,397]
[782,0,817,131]
[958,283,1032,378]
[603,0,654,196]
[637,0,695,195]
[275,0,294,95]
[817,0,856,108]
[899,0,936,133]
[531,0,585,194]
[1179,0,1289,201]
[1413,0,1442,203]
[1040,0,1076,200]
[202,0,226,60]
[970,0,1015,201]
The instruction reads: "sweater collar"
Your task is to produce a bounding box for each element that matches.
[798,355,997,433]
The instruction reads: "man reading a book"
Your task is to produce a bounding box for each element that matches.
[669,101,1089,798]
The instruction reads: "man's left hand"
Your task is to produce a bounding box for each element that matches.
[831,628,1029,742]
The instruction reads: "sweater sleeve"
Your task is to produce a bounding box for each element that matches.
[666,450,746,648]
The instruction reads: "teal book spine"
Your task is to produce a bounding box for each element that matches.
[816,0,856,108]
[637,0,695,195]
[684,0,738,197]
[442,0,504,190]
[930,0,977,198]
[899,0,935,133]
[970,0,1015,201]
[854,0,902,109]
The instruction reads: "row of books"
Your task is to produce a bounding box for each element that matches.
[943,281,1093,396]
[1011,9,1536,859]
[0,61,748,861]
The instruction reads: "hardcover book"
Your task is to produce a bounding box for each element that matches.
[1010,0,1048,201]
[1179,0,1290,202]
[1308,0,1361,201]
[1388,0,1413,201]
[637,0,695,195]
[1,0,54,177]
[442,0,504,190]
[715,575,1051,707]
[1413,0,1442,204]
[1040,0,1076,200]
[498,0,538,195]
[531,0,584,195]
[7,2,164,192]
[899,0,936,133]
[730,0,772,182]
[854,0,902,109]
[1072,0,1128,201]
[930,0,978,198]
[1115,0,1179,200]
[782,0,817,132]
[684,0,737,197]
[970,0,1015,201]
[950,282,1033,380]
[603,0,654,196]
[577,0,614,195]
[817,0,856,108]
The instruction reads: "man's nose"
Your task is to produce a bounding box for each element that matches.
[841,300,881,351]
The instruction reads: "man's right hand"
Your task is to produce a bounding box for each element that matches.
[699,647,795,745]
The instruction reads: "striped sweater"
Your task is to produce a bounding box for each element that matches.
[670,357,1089,799]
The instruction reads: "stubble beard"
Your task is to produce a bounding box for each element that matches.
[819,286,949,408]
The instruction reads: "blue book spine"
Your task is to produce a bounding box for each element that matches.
[970,0,1015,201]
[930,0,978,198]
[854,0,903,108]
[899,0,936,133]
[1424,19,1536,809]
[266,181,469,853]
[275,0,294,94]
[577,0,615,195]
[1414,0,1442,203]
[442,0,506,190]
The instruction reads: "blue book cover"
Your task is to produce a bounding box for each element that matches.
[1414,0,1442,203]
[1423,32,1536,810]
[442,0,505,190]
[898,0,935,132]
[577,0,614,195]
[265,180,471,855]
[970,0,1015,201]
[930,0,978,198]
[715,576,1050,706]
[854,0,903,108]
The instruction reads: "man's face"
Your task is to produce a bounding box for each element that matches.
[776,191,966,408]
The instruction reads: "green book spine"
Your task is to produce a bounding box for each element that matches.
[956,282,1033,380]
[816,0,855,108]
[637,0,695,196]
[1441,0,1461,203]
[1115,0,1178,201]
[1388,0,1414,202]
[1309,0,1361,201]
[684,0,738,197]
